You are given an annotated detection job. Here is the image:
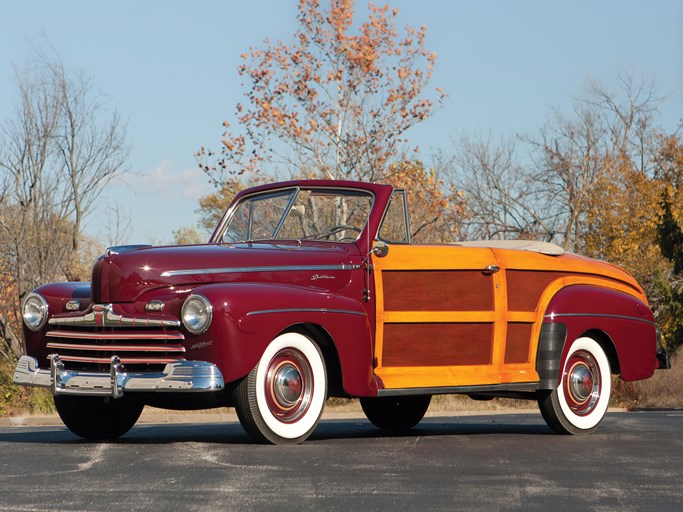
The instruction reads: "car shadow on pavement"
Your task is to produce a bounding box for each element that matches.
[0,414,554,445]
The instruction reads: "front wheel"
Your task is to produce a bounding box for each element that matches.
[538,336,612,435]
[54,395,143,440]
[360,395,431,432]
[233,332,327,444]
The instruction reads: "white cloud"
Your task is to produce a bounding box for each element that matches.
[117,161,210,201]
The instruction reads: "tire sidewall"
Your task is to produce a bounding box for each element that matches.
[254,332,326,440]
[556,337,611,431]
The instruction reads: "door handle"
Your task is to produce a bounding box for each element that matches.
[482,265,500,275]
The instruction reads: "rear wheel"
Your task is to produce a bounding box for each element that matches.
[538,336,611,435]
[54,395,143,440]
[233,332,327,444]
[360,395,431,432]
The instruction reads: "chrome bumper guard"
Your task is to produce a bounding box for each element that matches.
[13,355,225,398]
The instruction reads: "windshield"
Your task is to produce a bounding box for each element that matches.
[219,187,374,243]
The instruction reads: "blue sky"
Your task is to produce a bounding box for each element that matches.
[1,1,682,245]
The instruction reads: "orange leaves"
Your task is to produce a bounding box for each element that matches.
[198,0,444,185]
[382,161,466,242]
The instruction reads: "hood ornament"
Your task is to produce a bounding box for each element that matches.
[104,244,153,258]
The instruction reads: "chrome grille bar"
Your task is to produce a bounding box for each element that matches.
[46,341,186,353]
[49,303,180,328]
[54,354,185,365]
[46,331,184,341]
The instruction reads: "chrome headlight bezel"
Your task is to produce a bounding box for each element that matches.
[23,293,49,331]
[181,294,213,335]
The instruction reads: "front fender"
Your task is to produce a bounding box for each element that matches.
[23,282,92,361]
[188,283,375,395]
[540,285,657,383]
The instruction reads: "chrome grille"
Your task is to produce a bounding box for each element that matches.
[46,304,186,372]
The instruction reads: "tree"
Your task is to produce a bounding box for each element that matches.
[446,135,562,241]
[583,154,662,271]
[0,51,129,359]
[198,0,445,182]
[384,160,466,243]
[194,176,255,235]
[445,73,683,352]
[194,0,460,242]
[651,135,683,352]
[446,72,664,251]
[172,226,207,245]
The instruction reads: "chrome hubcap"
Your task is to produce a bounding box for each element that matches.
[564,350,600,416]
[265,349,313,423]
[273,363,303,407]
[568,364,593,404]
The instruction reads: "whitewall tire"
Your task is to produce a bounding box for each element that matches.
[539,336,611,435]
[233,332,327,444]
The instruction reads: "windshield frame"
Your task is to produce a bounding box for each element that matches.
[212,185,376,244]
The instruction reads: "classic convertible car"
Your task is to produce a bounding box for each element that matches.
[14,180,669,443]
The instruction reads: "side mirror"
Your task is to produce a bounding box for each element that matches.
[371,241,389,258]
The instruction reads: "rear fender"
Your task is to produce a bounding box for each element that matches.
[538,285,657,385]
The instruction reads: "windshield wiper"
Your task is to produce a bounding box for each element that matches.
[298,225,350,241]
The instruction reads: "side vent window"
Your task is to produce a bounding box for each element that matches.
[379,190,410,244]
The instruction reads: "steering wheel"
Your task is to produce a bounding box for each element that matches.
[324,224,362,240]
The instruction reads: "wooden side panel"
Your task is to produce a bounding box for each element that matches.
[506,270,572,311]
[504,323,533,364]
[382,270,493,311]
[372,244,505,389]
[382,323,493,367]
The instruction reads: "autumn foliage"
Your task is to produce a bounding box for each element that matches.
[198,0,444,183]
[196,0,462,241]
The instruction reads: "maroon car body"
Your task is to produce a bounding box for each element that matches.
[14,180,669,444]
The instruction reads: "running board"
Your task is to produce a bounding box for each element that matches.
[377,382,540,397]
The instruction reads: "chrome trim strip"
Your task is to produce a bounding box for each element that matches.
[46,341,186,353]
[49,303,181,328]
[245,308,367,317]
[13,355,224,397]
[53,354,185,365]
[544,312,655,325]
[46,331,185,340]
[161,263,361,278]
[377,382,540,397]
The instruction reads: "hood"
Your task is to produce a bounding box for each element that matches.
[92,242,358,303]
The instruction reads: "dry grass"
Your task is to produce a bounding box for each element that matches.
[0,359,55,417]
[619,354,683,409]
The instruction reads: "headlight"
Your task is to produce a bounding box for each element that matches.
[181,294,212,335]
[23,293,48,331]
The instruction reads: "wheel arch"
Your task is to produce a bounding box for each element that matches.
[281,323,345,398]
[581,328,620,375]
[536,325,620,390]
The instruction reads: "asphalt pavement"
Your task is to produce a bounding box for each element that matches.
[1,409,681,511]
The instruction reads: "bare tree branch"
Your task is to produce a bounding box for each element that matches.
[0,49,130,359]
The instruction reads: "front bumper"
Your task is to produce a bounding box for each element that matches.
[13,354,225,398]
